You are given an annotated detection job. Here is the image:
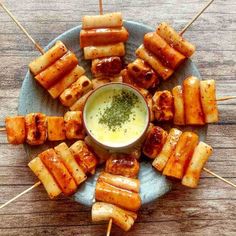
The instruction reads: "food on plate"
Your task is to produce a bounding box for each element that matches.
[92,202,137,231]
[4,112,84,145]
[142,126,168,159]
[5,116,26,144]
[25,113,47,145]
[81,12,128,77]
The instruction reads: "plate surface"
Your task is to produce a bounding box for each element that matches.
[18,21,206,206]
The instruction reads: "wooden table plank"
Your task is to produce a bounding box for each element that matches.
[0,0,235,235]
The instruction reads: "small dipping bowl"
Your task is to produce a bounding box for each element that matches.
[83,83,150,152]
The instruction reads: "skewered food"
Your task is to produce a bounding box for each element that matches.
[92,202,137,231]
[153,90,174,121]
[163,131,199,179]
[64,111,85,140]
[29,41,68,75]
[182,142,212,188]
[28,156,62,199]
[183,76,205,125]
[69,141,97,174]
[147,77,219,125]
[143,32,185,69]
[47,116,66,141]
[4,112,84,145]
[156,22,196,58]
[28,40,92,109]
[143,126,168,159]
[152,128,182,171]
[54,142,86,185]
[99,172,140,193]
[123,22,196,88]
[105,154,140,178]
[39,148,77,196]
[95,173,141,211]
[172,85,185,125]
[136,45,174,80]
[200,80,218,123]
[5,116,26,144]
[48,65,85,99]
[25,113,47,145]
[91,57,123,77]
[70,90,93,111]
[59,75,92,107]
[147,128,213,187]
[28,141,94,199]
[34,51,78,89]
[84,43,125,60]
[126,58,159,89]
[82,12,123,29]
[80,27,129,48]
[81,12,128,78]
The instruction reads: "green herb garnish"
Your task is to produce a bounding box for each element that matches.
[98,90,139,131]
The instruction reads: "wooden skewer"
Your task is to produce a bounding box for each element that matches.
[99,0,103,15]
[203,168,236,188]
[106,218,113,236]
[179,0,215,35]
[0,181,41,209]
[0,2,44,54]
[216,96,236,102]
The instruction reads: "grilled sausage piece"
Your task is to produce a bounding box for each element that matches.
[183,76,205,125]
[95,181,141,211]
[35,52,78,89]
[105,154,140,178]
[69,140,97,174]
[48,65,85,99]
[156,22,196,58]
[54,142,87,185]
[39,148,77,196]
[172,85,185,125]
[127,58,159,89]
[84,43,125,60]
[59,75,92,107]
[153,90,174,121]
[163,132,199,179]
[28,156,62,199]
[200,80,219,123]
[5,116,26,144]
[91,57,122,77]
[143,126,168,159]
[152,128,182,172]
[135,45,174,80]
[82,12,123,29]
[182,141,213,188]
[47,117,66,141]
[29,41,68,75]
[25,113,47,145]
[80,27,128,48]
[98,172,140,192]
[92,202,137,231]
[144,32,185,69]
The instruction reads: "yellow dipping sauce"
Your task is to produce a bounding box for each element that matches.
[84,85,148,148]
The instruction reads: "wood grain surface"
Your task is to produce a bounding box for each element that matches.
[0,0,235,235]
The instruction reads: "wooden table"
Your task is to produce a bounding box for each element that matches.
[0,0,235,235]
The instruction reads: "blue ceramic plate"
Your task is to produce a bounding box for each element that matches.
[18,21,206,207]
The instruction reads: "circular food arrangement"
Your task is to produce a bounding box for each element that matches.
[1,0,236,235]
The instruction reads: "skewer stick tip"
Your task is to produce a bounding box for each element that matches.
[203,168,236,188]
[106,218,113,236]
[0,181,41,209]
[99,0,103,15]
